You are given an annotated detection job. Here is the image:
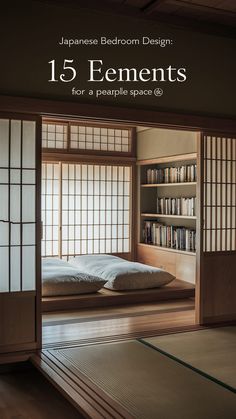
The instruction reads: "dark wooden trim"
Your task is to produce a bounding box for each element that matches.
[36,115,42,350]
[1,95,236,133]
[202,315,236,324]
[0,342,38,355]
[0,351,37,365]
[0,110,39,121]
[131,130,137,261]
[195,132,203,324]
[42,148,134,159]
[42,152,136,165]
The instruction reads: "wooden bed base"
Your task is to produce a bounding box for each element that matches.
[42,279,195,312]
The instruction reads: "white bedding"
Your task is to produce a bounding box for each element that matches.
[42,258,106,297]
[70,254,175,291]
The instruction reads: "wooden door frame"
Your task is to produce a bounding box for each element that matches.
[1,95,236,132]
[196,132,236,325]
[1,94,236,340]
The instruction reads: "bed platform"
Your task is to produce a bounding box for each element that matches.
[42,278,195,312]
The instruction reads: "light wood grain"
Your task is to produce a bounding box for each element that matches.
[42,299,196,346]
[141,182,197,187]
[42,279,195,312]
[137,153,197,165]
[137,244,196,283]
[43,298,195,324]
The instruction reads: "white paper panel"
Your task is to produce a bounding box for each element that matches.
[10,169,21,184]
[10,185,20,223]
[22,246,36,290]
[22,169,36,184]
[22,121,36,168]
[23,224,36,246]
[10,120,21,168]
[0,169,8,183]
[22,185,35,222]
[10,247,21,292]
[11,223,20,246]
[0,247,9,292]
[0,119,9,168]
[0,222,9,246]
[0,185,8,220]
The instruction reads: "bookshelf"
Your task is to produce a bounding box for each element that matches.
[137,153,197,284]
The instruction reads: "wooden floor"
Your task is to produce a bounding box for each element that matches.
[42,298,196,347]
[0,365,83,419]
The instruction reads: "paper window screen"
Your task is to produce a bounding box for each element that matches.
[42,162,131,258]
[0,119,37,292]
[41,163,60,257]
[70,125,131,153]
[61,163,131,257]
[42,120,132,154]
[42,122,68,149]
[203,135,236,252]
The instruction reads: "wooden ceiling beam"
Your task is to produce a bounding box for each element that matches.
[141,0,167,15]
[167,0,236,17]
[35,0,236,38]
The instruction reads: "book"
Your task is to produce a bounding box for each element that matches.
[157,197,196,216]
[143,221,196,251]
[146,164,197,184]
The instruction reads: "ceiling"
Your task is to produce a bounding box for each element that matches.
[38,0,236,38]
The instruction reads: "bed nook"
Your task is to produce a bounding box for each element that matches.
[41,119,197,312]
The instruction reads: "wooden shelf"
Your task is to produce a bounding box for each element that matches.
[138,154,197,283]
[137,153,197,166]
[138,242,196,256]
[141,182,197,187]
[141,213,196,220]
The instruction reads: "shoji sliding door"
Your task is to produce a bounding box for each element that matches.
[0,114,41,356]
[197,132,236,324]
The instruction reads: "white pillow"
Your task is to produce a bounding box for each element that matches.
[42,258,106,296]
[70,255,175,291]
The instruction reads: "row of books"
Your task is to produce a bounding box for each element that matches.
[143,221,196,252]
[157,197,196,217]
[146,164,197,184]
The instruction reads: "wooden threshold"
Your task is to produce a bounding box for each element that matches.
[31,350,132,419]
[42,279,195,312]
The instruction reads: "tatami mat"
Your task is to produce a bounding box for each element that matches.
[47,340,236,419]
[143,326,236,391]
